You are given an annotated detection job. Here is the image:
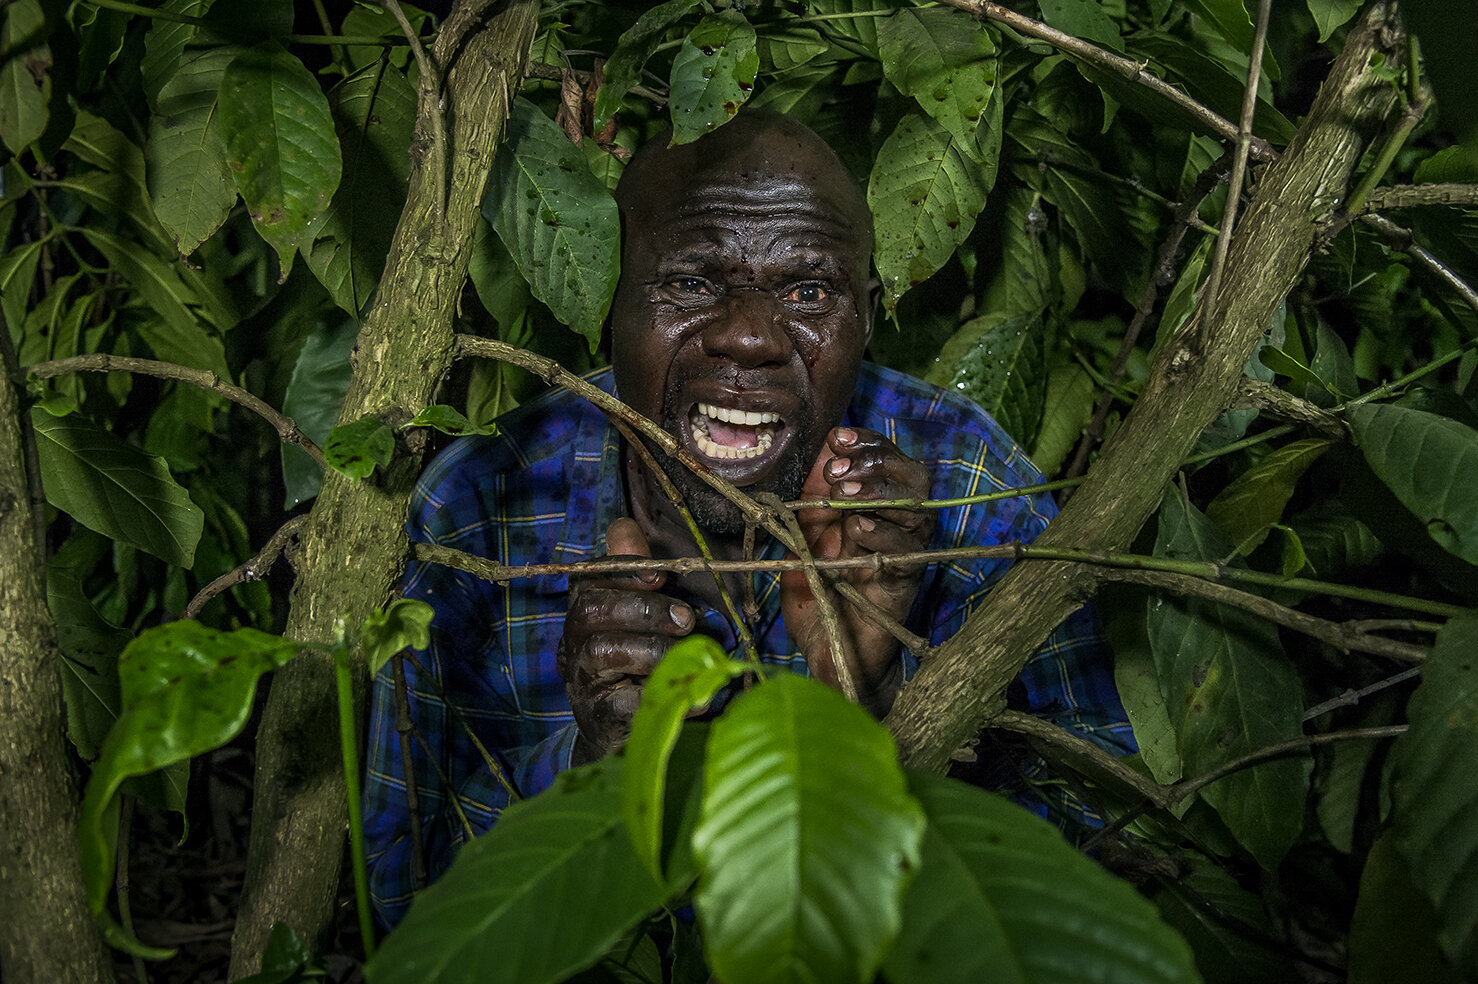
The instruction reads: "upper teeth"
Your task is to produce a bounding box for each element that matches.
[698,403,780,426]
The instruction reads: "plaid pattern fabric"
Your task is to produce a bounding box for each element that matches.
[364,363,1135,927]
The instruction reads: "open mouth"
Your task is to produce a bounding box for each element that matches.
[689,402,782,460]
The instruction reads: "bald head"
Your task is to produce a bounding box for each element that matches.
[615,112,873,258]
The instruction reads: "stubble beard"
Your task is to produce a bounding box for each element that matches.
[653,411,814,536]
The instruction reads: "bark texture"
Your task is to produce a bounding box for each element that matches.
[0,371,115,981]
[886,2,1407,770]
[227,1,540,974]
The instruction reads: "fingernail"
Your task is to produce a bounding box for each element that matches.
[827,457,850,478]
[670,604,693,629]
[857,516,875,532]
[836,427,857,445]
[840,480,861,496]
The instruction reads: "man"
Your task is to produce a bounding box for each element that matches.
[363,111,1133,927]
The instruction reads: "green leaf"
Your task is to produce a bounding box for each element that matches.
[64,109,174,254]
[694,674,924,984]
[621,636,743,882]
[361,599,433,676]
[324,414,394,480]
[885,771,1200,984]
[218,41,343,278]
[1348,833,1454,984]
[759,26,829,74]
[280,318,357,507]
[1114,632,1183,786]
[140,0,215,111]
[1150,851,1297,984]
[304,59,417,316]
[0,0,51,153]
[876,8,1000,159]
[925,311,1045,447]
[147,46,240,257]
[404,405,498,438]
[232,923,318,984]
[367,758,667,984]
[79,622,300,958]
[49,560,130,763]
[1030,364,1095,476]
[1205,438,1333,555]
[482,98,620,347]
[31,409,205,568]
[593,0,704,130]
[1037,0,1122,52]
[667,11,758,145]
[1389,612,1478,975]
[1346,403,1478,565]
[868,111,995,309]
[1147,489,1308,868]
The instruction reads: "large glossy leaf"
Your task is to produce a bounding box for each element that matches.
[885,771,1200,984]
[593,0,703,130]
[876,7,999,160]
[140,0,216,109]
[482,98,620,347]
[78,622,300,957]
[1205,438,1333,555]
[868,111,995,309]
[668,11,758,145]
[925,311,1044,446]
[146,46,239,256]
[367,758,668,984]
[1114,629,1183,786]
[1346,403,1478,566]
[1147,489,1308,868]
[1037,0,1122,51]
[622,636,744,882]
[1030,364,1095,476]
[0,0,50,153]
[32,408,205,568]
[1389,612,1478,975]
[304,59,416,316]
[280,318,357,507]
[218,41,343,278]
[694,674,925,984]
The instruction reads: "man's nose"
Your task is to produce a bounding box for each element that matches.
[699,288,793,367]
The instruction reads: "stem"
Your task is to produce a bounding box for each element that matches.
[1302,666,1422,721]
[762,492,856,703]
[335,649,377,961]
[308,0,352,74]
[1203,0,1272,313]
[1169,725,1408,804]
[184,516,308,620]
[1341,334,1478,408]
[116,797,150,984]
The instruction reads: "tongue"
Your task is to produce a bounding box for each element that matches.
[708,418,758,449]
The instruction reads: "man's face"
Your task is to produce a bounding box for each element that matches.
[611,142,873,534]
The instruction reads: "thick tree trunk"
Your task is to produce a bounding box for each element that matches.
[227,1,540,974]
[0,372,115,980]
[886,2,1407,769]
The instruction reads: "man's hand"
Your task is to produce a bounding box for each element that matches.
[558,518,694,763]
[781,427,935,716]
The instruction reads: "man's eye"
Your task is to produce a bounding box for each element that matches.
[785,284,830,306]
[669,277,711,294]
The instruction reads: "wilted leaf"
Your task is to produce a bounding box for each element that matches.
[146,46,240,256]
[886,771,1200,984]
[1389,612,1478,975]
[325,414,394,480]
[869,112,995,309]
[32,408,205,568]
[668,11,758,145]
[482,98,620,347]
[694,674,924,984]
[368,758,667,984]
[1147,489,1308,868]
[78,622,300,957]
[622,636,743,882]
[1205,438,1333,555]
[1346,403,1478,565]
[218,41,343,278]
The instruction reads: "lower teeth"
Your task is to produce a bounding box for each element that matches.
[691,420,775,460]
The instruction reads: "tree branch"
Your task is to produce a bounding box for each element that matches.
[27,354,327,468]
[183,516,308,621]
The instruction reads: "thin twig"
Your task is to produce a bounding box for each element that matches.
[1359,212,1478,316]
[27,354,327,468]
[1169,726,1407,804]
[391,656,429,890]
[1302,666,1423,721]
[1202,0,1273,313]
[1359,182,1478,212]
[996,709,1169,808]
[943,0,1276,162]
[526,61,668,106]
[759,492,856,703]
[183,516,308,620]
[383,0,446,221]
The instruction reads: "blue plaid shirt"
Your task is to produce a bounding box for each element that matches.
[364,363,1133,927]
